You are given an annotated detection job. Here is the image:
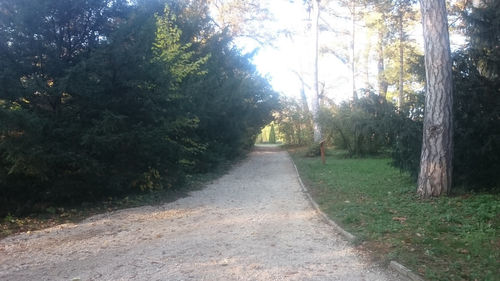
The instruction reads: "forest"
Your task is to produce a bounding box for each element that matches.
[270,0,499,194]
[0,0,280,216]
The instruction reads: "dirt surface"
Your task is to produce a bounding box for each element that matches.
[0,146,400,281]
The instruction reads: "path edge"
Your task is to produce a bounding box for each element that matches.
[288,153,426,281]
[289,156,356,242]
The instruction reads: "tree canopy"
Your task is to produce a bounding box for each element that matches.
[0,0,279,215]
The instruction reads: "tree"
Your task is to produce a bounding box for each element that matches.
[362,0,391,98]
[319,92,398,157]
[0,0,127,106]
[208,0,274,46]
[392,0,417,109]
[451,0,500,188]
[311,0,323,142]
[0,0,279,215]
[349,0,358,101]
[334,0,360,101]
[291,70,311,115]
[274,96,313,145]
[269,124,276,144]
[376,12,389,98]
[417,0,454,197]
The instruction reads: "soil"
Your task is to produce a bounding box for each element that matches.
[0,146,400,281]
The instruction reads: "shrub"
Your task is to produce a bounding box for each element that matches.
[304,142,321,157]
[320,92,398,157]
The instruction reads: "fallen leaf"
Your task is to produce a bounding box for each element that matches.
[392,217,407,223]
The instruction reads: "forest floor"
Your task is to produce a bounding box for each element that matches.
[0,145,399,281]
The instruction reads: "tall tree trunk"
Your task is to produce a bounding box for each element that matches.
[417,0,454,198]
[398,13,404,109]
[363,32,371,89]
[295,72,310,114]
[351,0,357,100]
[311,0,322,142]
[300,82,309,114]
[377,29,388,98]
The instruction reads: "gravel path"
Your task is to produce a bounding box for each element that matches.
[0,146,400,281]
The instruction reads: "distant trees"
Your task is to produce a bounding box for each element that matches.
[388,0,499,192]
[361,0,421,106]
[319,92,397,157]
[274,97,313,146]
[269,124,276,144]
[393,0,417,109]
[311,0,323,142]
[0,0,279,215]
[451,0,500,189]
[209,0,273,43]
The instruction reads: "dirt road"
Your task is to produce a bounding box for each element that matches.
[0,146,400,281]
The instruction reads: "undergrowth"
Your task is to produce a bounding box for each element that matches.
[0,159,235,239]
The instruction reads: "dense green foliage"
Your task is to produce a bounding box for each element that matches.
[451,1,500,188]
[0,0,279,215]
[274,97,313,145]
[319,92,397,157]
[291,147,499,281]
[390,93,425,180]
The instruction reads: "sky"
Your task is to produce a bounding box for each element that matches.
[234,0,355,103]
[231,0,401,104]
[232,1,314,99]
[229,0,465,104]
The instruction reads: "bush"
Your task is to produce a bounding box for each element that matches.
[320,92,398,157]
[304,142,321,157]
[0,1,279,216]
[274,97,313,145]
[451,51,500,189]
[390,93,424,180]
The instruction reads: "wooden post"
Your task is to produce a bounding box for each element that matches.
[320,140,326,165]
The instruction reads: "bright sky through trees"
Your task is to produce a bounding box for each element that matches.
[232,1,317,99]
[231,0,414,103]
[228,0,464,103]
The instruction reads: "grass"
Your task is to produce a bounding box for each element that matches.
[290,147,500,281]
[1,159,235,240]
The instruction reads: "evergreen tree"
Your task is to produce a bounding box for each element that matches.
[0,0,279,215]
[451,0,500,188]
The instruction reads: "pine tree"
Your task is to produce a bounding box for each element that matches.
[417,0,454,197]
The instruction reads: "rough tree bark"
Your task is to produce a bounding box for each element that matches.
[417,0,454,197]
[311,0,322,142]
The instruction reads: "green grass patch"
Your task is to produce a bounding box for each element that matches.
[290,147,499,281]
